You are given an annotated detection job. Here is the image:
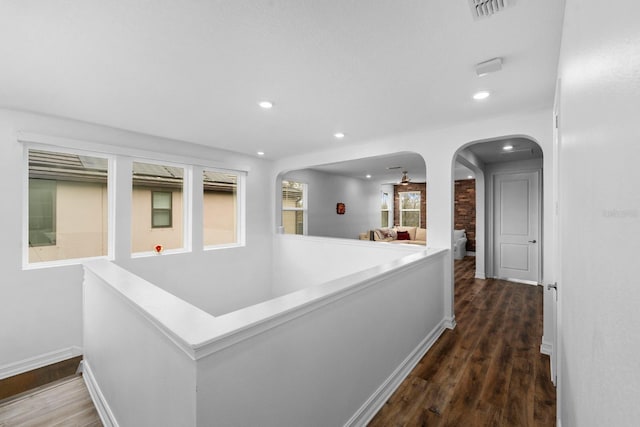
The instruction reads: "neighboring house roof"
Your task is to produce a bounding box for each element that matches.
[29,150,237,192]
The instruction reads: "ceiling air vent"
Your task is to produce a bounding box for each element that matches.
[468,0,509,20]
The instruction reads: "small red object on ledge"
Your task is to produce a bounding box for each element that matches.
[154,244,163,254]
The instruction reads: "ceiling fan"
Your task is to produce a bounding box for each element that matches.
[400,170,411,186]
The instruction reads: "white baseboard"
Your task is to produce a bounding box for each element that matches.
[0,346,82,380]
[467,251,476,256]
[475,273,486,279]
[83,360,119,427]
[345,319,446,427]
[540,340,553,356]
[444,316,457,330]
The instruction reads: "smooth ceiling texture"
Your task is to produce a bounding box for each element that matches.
[0,0,565,158]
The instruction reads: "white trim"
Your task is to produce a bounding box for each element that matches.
[83,360,119,427]
[466,251,476,256]
[345,319,447,427]
[0,346,82,380]
[443,316,457,329]
[540,340,553,356]
[475,273,486,279]
[493,276,539,286]
[17,131,250,173]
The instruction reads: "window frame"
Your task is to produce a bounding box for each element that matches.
[399,191,421,227]
[151,190,173,228]
[281,180,308,235]
[131,158,191,257]
[23,143,115,270]
[381,191,390,228]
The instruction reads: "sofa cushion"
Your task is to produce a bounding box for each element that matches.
[396,231,410,240]
[415,227,426,242]
[395,226,417,240]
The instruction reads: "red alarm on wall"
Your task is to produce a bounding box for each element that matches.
[336,203,346,215]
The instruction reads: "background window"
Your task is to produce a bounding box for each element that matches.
[152,191,172,228]
[399,191,421,227]
[203,170,238,246]
[281,180,307,235]
[381,192,390,227]
[27,149,109,263]
[132,161,184,253]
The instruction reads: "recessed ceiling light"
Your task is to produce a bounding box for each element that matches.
[334,132,345,139]
[258,101,273,109]
[366,174,372,179]
[257,151,265,156]
[473,91,490,100]
[503,144,514,151]
[467,175,473,179]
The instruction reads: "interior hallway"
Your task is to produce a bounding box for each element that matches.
[368,256,556,426]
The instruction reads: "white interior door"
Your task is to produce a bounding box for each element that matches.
[493,171,540,283]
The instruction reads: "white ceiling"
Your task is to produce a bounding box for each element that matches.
[310,152,426,184]
[464,136,543,164]
[0,1,565,159]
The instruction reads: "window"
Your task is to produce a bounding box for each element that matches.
[152,191,172,227]
[381,192,390,227]
[27,148,109,264]
[281,180,307,235]
[399,191,421,227]
[203,170,238,246]
[132,161,184,253]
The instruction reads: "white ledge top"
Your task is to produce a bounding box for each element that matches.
[84,247,447,360]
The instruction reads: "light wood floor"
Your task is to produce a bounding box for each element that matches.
[0,374,101,427]
[368,256,556,426]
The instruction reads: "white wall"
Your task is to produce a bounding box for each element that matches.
[282,168,379,239]
[0,109,273,376]
[273,108,555,332]
[556,1,640,425]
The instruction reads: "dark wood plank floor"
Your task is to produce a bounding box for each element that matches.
[368,256,556,426]
[0,375,101,427]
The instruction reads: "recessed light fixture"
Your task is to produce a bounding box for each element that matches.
[257,151,265,156]
[366,174,372,179]
[473,90,490,100]
[258,101,273,109]
[503,144,514,151]
[467,175,473,179]
[334,132,345,139]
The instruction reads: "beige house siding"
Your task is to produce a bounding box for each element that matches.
[204,191,237,246]
[29,181,108,263]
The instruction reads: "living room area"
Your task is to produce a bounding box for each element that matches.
[279,152,475,257]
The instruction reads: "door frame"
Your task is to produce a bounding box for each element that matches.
[486,166,543,284]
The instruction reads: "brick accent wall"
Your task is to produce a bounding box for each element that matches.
[454,179,476,252]
[394,183,427,228]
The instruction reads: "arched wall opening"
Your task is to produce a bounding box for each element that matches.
[451,134,545,282]
[274,152,428,242]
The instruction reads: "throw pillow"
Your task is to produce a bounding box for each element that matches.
[397,231,410,240]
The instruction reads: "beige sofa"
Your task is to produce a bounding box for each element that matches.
[359,226,426,245]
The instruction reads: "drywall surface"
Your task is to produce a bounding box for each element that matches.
[0,109,273,375]
[282,168,379,239]
[556,1,640,425]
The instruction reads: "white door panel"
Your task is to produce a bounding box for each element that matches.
[494,171,540,282]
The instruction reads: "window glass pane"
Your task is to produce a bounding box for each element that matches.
[28,149,108,263]
[282,210,304,235]
[402,211,420,227]
[152,191,172,209]
[381,211,389,228]
[203,170,238,246]
[281,180,306,235]
[132,162,183,252]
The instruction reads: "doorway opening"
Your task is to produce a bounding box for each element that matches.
[453,136,543,284]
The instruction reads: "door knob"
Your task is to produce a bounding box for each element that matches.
[547,283,557,291]
[528,239,537,243]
